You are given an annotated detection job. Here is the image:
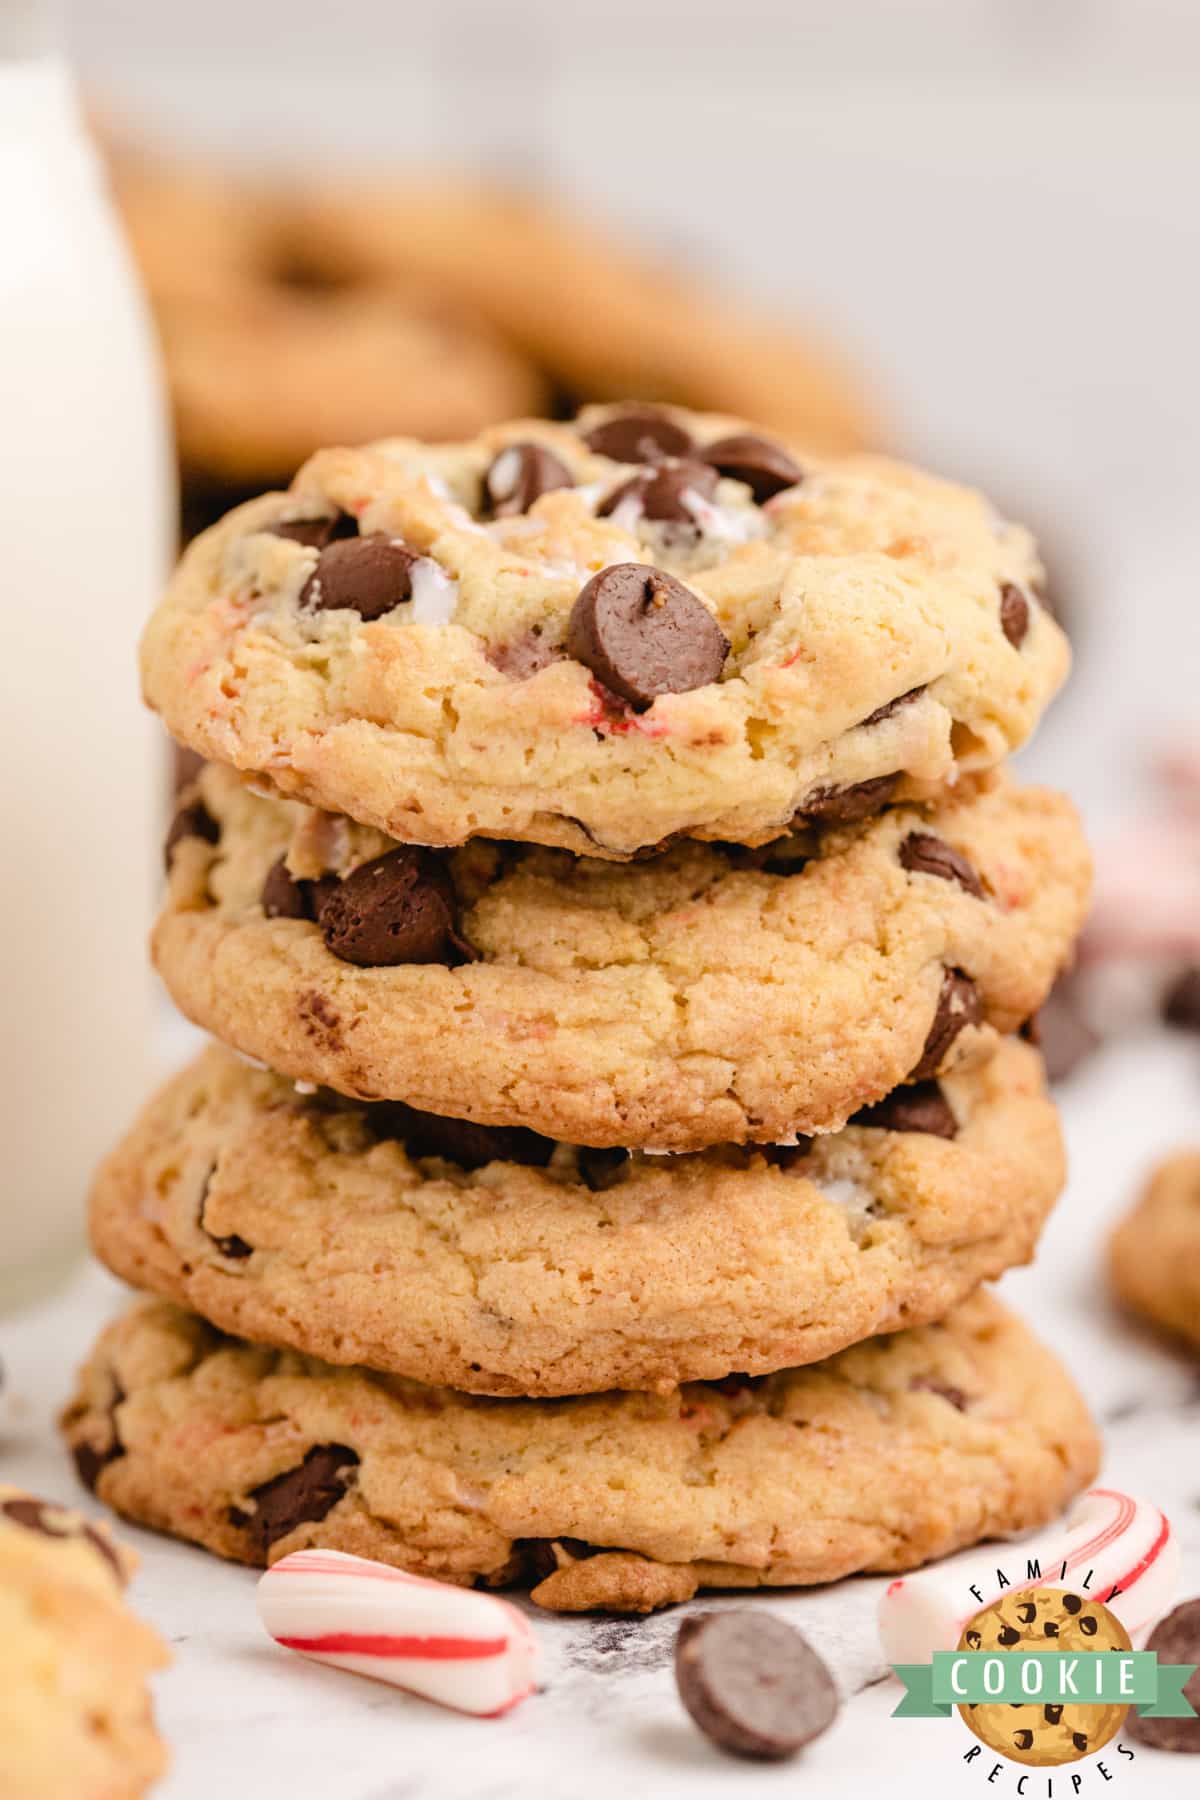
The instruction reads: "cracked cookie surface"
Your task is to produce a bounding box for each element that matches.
[140,404,1069,857]
[61,1292,1098,1615]
[0,1486,168,1800]
[153,763,1090,1147]
[1110,1149,1200,1352]
[90,1039,1061,1396]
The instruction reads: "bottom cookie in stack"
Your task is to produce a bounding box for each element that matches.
[62,1291,1098,1615]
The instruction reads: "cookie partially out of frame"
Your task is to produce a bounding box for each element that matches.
[1110,1149,1200,1352]
[153,763,1090,1148]
[61,1292,1098,1615]
[90,1038,1062,1397]
[139,405,1069,859]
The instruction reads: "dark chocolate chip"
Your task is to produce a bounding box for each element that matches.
[674,1610,839,1762]
[850,1082,957,1139]
[582,406,693,464]
[1013,1730,1034,1751]
[1163,966,1200,1033]
[700,433,803,503]
[198,1170,253,1261]
[230,1445,359,1559]
[1126,1599,1200,1751]
[487,626,563,680]
[1044,1703,1064,1723]
[899,832,986,899]
[0,1496,124,1583]
[270,511,357,550]
[164,799,220,870]
[484,443,574,517]
[366,1100,555,1172]
[1016,1601,1038,1624]
[566,562,728,710]
[315,848,475,968]
[909,1376,968,1410]
[798,773,900,826]
[998,1625,1021,1647]
[761,1139,814,1169]
[261,857,311,920]
[1062,1593,1082,1614]
[1071,1732,1090,1753]
[910,969,983,1082]
[299,533,419,619]
[597,459,718,525]
[71,1376,125,1494]
[577,1146,631,1191]
[860,686,925,728]
[1078,1615,1098,1636]
[1043,1619,1059,1637]
[999,582,1030,648]
[1026,978,1100,1083]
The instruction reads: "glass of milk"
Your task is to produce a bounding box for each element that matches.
[0,1,174,1309]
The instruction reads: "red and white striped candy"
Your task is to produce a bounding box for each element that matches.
[879,1488,1179,1666]
[256,1550,541,1717]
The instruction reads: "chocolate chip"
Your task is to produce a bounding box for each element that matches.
[164,799,219,870]
[1044,1703,1064,1723]
[171,742,205,793]
[1062,1594,1082,1614]
[860,686,925,729]
[999,582,1030,648]
[1,1496,124,1583]
[1126,1599,1200,1751]
[597,459,719,524]
[1071,1732,1090,1753]
[1013,1730,1034,1751]
[230,1445,359,1558]
[566,562,728,710]
[899,832,985,899]
[909,1376,969,1410]
[582,406,693,464]
[513,1536,609,1585]
[700,433,803,503]
[674,1611,839,1762]
[366,1100,555,1172]
[1078,1615,1098,1636]
[1163,966,1200,1032]
[487,627,562,680]
[198,1169,252,1260]
[484,443,573,517]
[315,848,475,968]
[1025,978,1100,1083]
[910,969,983,1082]
[270,511,357,550]
[998,1625,1021,1647]
[576,1146,631,1191]
[1016,1602,1038,1624]
[851,1082,957,1138]
[71,1375,125,1494]
[299,533,419,619]
[761,1139,814,1168]
[797,773,900,826]
[261,857,311,920]
[1043,1620,1059,1637]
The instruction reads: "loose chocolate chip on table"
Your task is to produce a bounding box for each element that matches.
[1,1495,125,1582]
[299,532,419,619]
[270,511,357,550]
[484,443,574,517]
[597,459,719,524]
[1127,1599,1200,1751]
[859,685,925,729]
[366,1100,556,1172]
[1163,966,1200,1032]
[910,969,983,1082]
[315,847,476,968]
[700,432,804,503]
[582,406,694,464]
[164,799,220,870]
[851,1081,957,1139]
[230,1445,359,1559]
[674,1610,839,1761]
[576,1145,631,1190]
[909,1377,969,1410]
[798,773,900,826]
[261,856,311,921]
[999,581,1030,648]
[899,832,986,899]
[566,562,729,709]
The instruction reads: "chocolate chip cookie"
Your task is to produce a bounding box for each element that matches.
[0,1486,168,1798]
[139,406,1069,858]
[153,763,1089,1147]
[88,1038,1062,1396]
[61,1291,1098,1614]
[1110,1150,1200,1352]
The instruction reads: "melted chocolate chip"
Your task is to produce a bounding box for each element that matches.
[1071,1732,1090,1753]
[999,582,1030,648]
[1163,966,1200,1032]
[198,1170,253,1261]
[299,533,419,619]
[261,857,311,920]
[164,799,220,870]
[487,627,563,680]
[860,686,925,729]
[597,459,718,525]
[798,774,900,826]
[1043,1619,1060,1637]
[582,406,693,463]
[700,433,803,503]
[1078,1615,1098,1636]
[566,562,728,709]
[909,1377,969,1410]
[910,969,983,1082]
[270,512,357,550]
[675,1611,839,1761]
[71,1378,125,1495]
[230,1445,359,1558]
[899,832,985,899]
[851,1082,957,1138]
[484,443,574,516]
[366,1101,555,1172]
[576,1145,631,1191]
[315,848,475,968]
[1,1496,124,1583]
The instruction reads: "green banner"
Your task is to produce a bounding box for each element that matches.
[892,1651,1198,1719]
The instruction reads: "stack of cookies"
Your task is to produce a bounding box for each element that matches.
[65,403,1100,1615]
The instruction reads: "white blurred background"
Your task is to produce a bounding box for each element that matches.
[71,0,1200,817]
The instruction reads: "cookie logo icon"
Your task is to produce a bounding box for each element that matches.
[957,1587,1131,1766]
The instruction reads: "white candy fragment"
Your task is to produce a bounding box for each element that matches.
[406,558,459,625]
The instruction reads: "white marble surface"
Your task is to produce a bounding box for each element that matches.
[2,1026,1198,1797]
